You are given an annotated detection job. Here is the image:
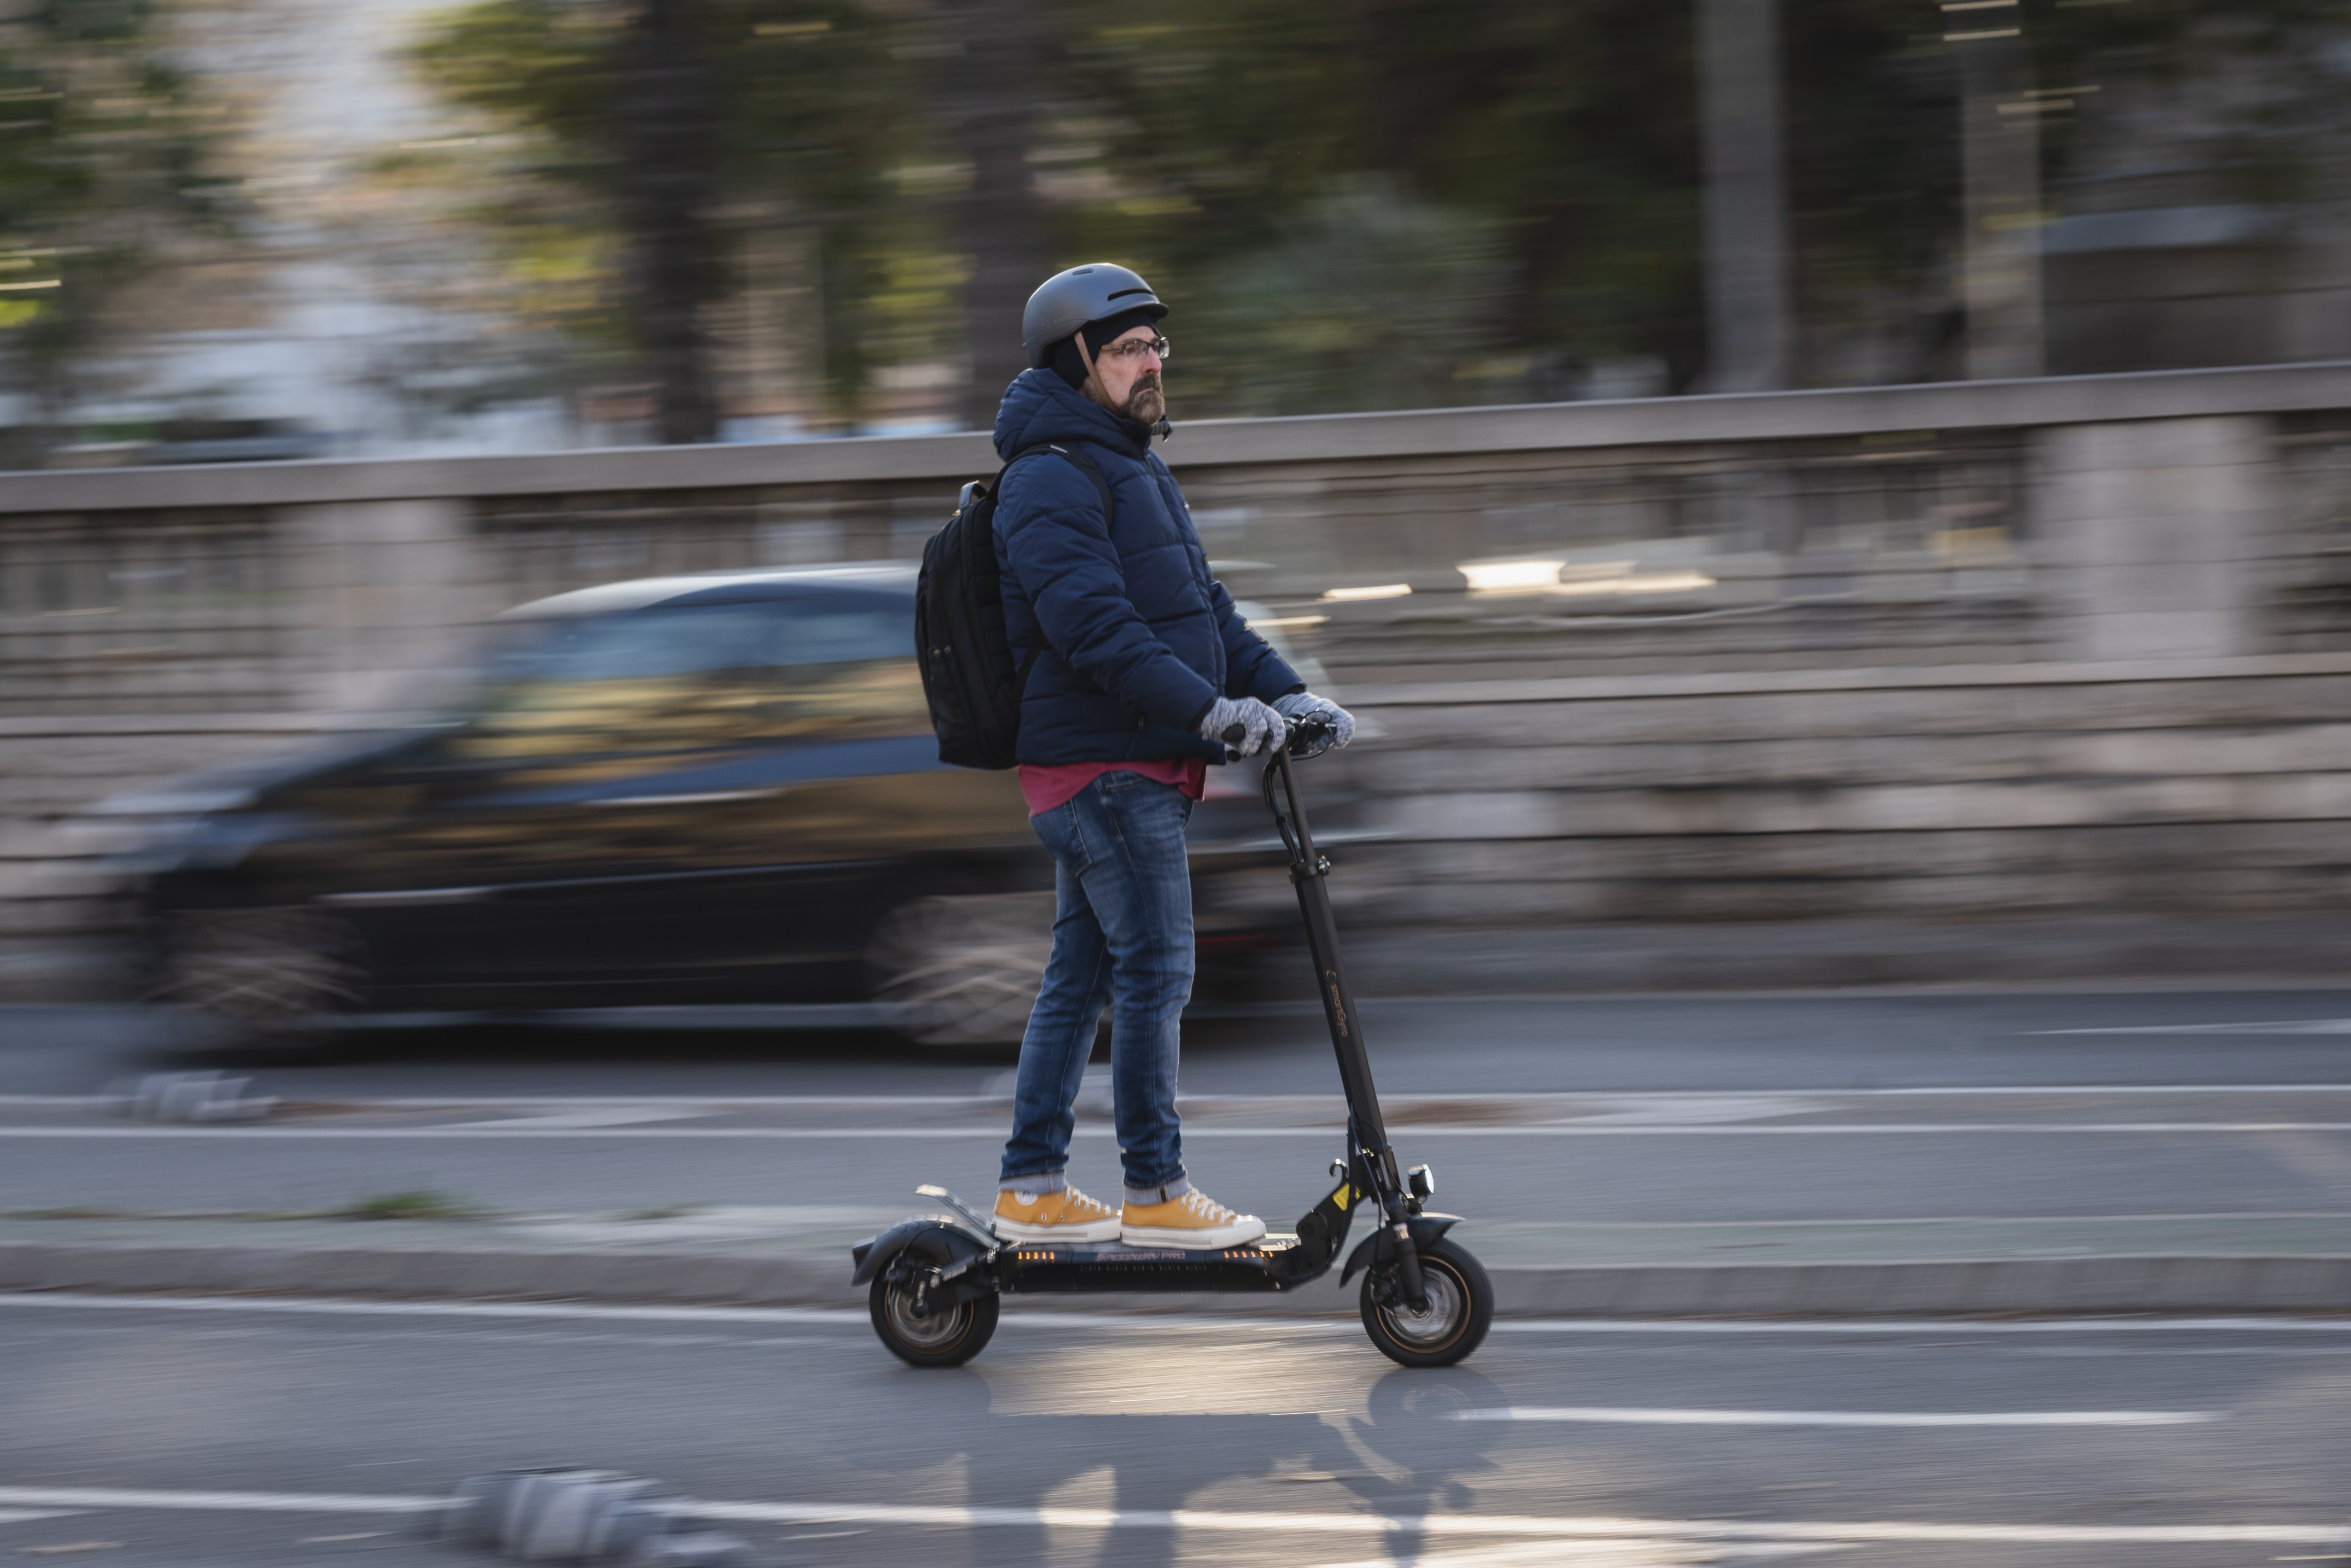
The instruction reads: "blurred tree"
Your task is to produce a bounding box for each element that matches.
[1052,1,1706,408]
[1183,178,1506,417]
[931,0,1048,429]
[1052,0,2348,407]
[621,0,722,443]
[0,0,237,445]
[404,0,2351,435]
[411,0,922,437]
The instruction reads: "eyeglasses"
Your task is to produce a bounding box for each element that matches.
[1096,335,1171,364]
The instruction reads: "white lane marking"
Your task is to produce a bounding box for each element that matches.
[0,1095,1003,1110]
[0,1292,1342,1335]
[0,1487,2338,1546]
[0,1293,873,1325]
[8,1122,2351,1139]
[1311,1545,1844,1566]
[2033,1020,2351,1036]
[0,1489,440,1515]
[10,1292,2351,1338]
[443,1108,709,1131]
[10,1085,2351,1111]
[0,1512,77,1524]
[1506,1210,2351,1226]
[1488,1316,2351,1334]
[0,1292,1320,1334]
[1447,1407,2214,1427]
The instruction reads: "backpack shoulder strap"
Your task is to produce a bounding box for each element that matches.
[1001,441,1114,522]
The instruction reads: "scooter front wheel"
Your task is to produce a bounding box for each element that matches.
[869,1274,999,1367]
[1360,1237,1494,1367]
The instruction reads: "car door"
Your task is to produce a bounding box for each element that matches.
[327,587,1031,1007]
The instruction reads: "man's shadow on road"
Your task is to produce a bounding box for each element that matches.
[861,1362,1511,1567]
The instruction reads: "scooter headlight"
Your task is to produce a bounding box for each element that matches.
[1407,1164,1436,1200]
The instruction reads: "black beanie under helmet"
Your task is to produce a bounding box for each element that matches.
[1049,306,1162,390]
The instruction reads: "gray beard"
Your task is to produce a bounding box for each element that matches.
[1090,375,1165,426]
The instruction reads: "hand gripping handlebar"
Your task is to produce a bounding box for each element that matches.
[1218,710,1335,761]
[1279,711,1337,755]
[1222,712,1335,752]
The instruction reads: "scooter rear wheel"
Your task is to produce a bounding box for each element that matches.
[1360,1237,1494,1367]
[869,1274,999,1367]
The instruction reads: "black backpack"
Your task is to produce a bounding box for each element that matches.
[915,442,1112,769]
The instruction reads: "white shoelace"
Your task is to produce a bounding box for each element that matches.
[1178,1190,1239,1222]
[1062,1185,1114,1218]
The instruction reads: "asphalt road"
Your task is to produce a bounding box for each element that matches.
[2,1294,2348,1567]
[6,993,2351,1565]
[4,990,2351,1228]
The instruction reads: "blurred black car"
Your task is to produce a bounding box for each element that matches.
[113,564,1331,1047]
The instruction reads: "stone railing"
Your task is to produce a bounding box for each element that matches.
[8,360,2351,936]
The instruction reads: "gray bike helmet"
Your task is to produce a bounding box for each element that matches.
[1021,264,1168,369]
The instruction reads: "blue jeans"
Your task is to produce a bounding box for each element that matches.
[999,771,1195,1201]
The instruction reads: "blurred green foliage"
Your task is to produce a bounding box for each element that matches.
[407,0,927,431]
[0,0,233,432]
[1055,2,1706,408]
[403,0,2350,431]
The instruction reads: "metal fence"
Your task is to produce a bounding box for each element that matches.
[7,361,2351,935]
[0,508,286,715]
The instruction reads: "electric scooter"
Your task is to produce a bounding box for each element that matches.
[851,713,1494,1369]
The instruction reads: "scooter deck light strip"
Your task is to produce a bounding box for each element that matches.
[996,1232,1317,1294]
[998,1236,1303,1262]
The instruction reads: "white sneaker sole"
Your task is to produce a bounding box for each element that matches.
[993,1215,1123,1244]
[1119,1215,1268,1250]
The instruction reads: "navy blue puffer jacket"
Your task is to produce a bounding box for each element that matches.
[991,368,1300,766]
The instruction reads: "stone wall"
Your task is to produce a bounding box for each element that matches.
[7,362,2351,937]
[1336,656,2351,926]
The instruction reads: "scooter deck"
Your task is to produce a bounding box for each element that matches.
[870,1184,1357,1298]
[997,1233,1311,1294]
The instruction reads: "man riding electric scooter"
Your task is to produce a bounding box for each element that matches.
[987,263,1356,1250]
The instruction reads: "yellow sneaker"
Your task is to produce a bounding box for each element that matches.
[1120,1187,1267,1249]
[993,1184,1122,1243]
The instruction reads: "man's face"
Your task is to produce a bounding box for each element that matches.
[1084,323,1165,426]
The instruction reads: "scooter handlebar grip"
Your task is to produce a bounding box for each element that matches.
[1283,712,1335,750]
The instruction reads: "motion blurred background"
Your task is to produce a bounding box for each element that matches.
[0,0,2342,448]
[7,0,2351,1008]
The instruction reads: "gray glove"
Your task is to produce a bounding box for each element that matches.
[1196,694,1284,760]
[1273,691,1355,758]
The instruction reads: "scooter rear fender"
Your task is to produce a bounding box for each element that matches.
[850,1218,991,1286]
[1340,1214,1461,1286]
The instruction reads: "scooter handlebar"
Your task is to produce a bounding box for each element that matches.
[1279,711,1337,757]
[1221,712,1335,763]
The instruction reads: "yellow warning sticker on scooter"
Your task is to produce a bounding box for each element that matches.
[1330,1184,1354,1209]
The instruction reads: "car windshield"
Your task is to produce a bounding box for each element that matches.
[442,598,924,763]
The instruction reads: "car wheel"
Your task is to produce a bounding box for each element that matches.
[866,891,1052,1048]
[148,905,366,1048]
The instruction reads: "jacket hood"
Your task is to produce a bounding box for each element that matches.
[992,366,1153,461]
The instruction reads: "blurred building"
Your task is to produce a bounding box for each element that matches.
[2043,55,2351,376]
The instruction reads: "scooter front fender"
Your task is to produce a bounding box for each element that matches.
[850,1218,989,1286]
[1340,1213,1461,1286]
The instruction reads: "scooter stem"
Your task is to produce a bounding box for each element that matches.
[1268,744,1405,1210]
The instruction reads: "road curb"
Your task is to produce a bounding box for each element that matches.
[3,1243,2348,1315]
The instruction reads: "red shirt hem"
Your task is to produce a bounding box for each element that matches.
[1018,758,1208,816]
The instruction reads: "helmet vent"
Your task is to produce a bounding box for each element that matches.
[1106,287,1150,300]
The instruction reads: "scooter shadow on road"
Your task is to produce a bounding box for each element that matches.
[865,1362,1508,1566]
